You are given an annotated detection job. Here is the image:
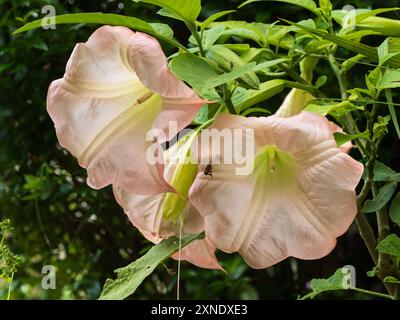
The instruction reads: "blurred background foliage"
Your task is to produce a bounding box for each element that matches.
[0,0,399,300]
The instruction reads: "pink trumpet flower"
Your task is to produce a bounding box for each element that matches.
[47,26,206,195]
[113,133,222,270]
[190,112,363,269]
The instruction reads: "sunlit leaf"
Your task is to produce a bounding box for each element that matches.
[99,233,204,300]
[377,70,400,89]
[234,79,286,111]
[13,13,183,49]
[304,100,364,120]
[200,10,236,30]
[283,19,400,68]
[239,0,318,13]
[133,0,201,22]
[201,62,257,94]
[333,132,368,147]
[170,53,219,99]
[300,268,350,300]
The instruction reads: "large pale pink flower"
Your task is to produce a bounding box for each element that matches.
[190,112,363,269]
[47,26,206,195]
[113,134,222,270]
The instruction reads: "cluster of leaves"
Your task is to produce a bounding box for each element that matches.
[0,219,21,284]
[3,0,400,300]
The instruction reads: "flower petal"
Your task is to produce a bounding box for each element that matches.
[275,88,314,118]
[172,239,223,270]
[127,32,206,141]
[47,26,205,194]
[190,112,363,269]
[114,184,204,239]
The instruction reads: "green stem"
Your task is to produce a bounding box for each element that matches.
[7,273,13,300]
[277,63,315,88]
[364,100,395,296]
[186,22,205,57]
[328,50,395,295]
[328,53,368,157]
[35,198,50,247]
[372,183,395,295]
[395,285,400,300]
[351,287,394,300]
[222,85,237,115]
[355,205,378,265]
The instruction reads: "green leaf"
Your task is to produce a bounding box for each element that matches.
[377,38,400,66]
[342,54,365,73]
[99,233,204,300]
[170,54,215,88]
[200,10,236,30]
[199,26,226,49]
[133,0,201,22]
[385,89,400,139]
[206,45,261,89]
[189,27,226,49]
[201,62,257,94]
[234,79,286,111]
[210,21,293,48]
[389,192,400,227]
[315,75,327,88]
[283,19,400,69]
[373,115,391,139]
[300,268,351,300]
[363,182,398,213]
[384,276,400,284]
[332,9,400,37]
[366,266,378,278]
[193,104,221,125]
[355,8,400,23]
[239,0,318,13]
[170,54,219,99]
[370,161,400,182]
[376,234,400,257]
[319,0,332,18]
[201,58,286,95]
[149,23,174,39]
[304,100,364,120]
[377,70,400,89]
[333,132,368,147]
[13,13,184,49]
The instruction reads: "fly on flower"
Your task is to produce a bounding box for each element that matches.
[190,112,364,269]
